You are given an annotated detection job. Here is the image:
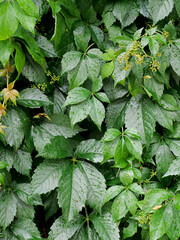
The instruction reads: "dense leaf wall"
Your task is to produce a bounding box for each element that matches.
[0,0,180,239]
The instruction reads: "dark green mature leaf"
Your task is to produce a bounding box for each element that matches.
[79,161,106,212]
[37,36,57,57]
[138,189,173,213]
[163,158,180,177]
[17,88,53,108]
[149,0,174,24]
[89,25,104,47]
[14,150,32,177]
[156,104,174,132]
[165,139,180,157]
[58,162,87,223]
[49,215,84,240]
[103,186,125,205]
[0,39,12,67]
[113,1,139,28]
[86,54,101,81]
[37,136,73,159]
[0,192,17,228]
[123,219,137,239]
[63,87,91,107]
[174,0,180,17]
[170,44,180,76]
[144,75,164,101]
[15,43,25,77]
[76,139,103,163]
[31,159,65,194]
[73,24,91,52]
[101,128,121,142]
[11,219,41,239]
[160,94,178,111]
[89,96,105,131]
[0,2,19,40]
[167,205,180,240]
[150,204,173,240]
[111,190,128,221]
[125,136,142,161]
[114,137,129,168]
[70,100,91,127]
[125,190,138,215]
[3,108,24,150]
[119,168,134,186]
[61,51,82,74]
[91,213,120,240]
[125,96,156,147]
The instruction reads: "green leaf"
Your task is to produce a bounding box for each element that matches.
[11,219,41,239]
[166,205,180,240]
[70,99,91,127]
[89,25,104,46]
[138,189,173,213]
[125,96,156,147]
[0,39,12,67]
[174,194,180,210]
[37,136,73,159]
[156,104,174,132]
[51,13,66,47]
[103,11,116,30]
[15,43,25,77]
[86,54,101,81]
[160,94,178,111]
[79,161,106,212]
[37,35,57,57]
[165,139,180,157]
[119,168,134,186]
[129,183,144,194]
[49,215,84,240]
[61,51,82,74]
[16,0,39,17]
[149,37,159,56]
[174,0,180,17]
[149,0,174,24]
[68,59,88,89]
[144,75,164,101]
[58,162,87,223]
[95,92,110,103]
[102,138,119,162]
[111,190,128,221]
[76,139,103,163]
[17,88,53,108]
[113,1,139,28]
[125,136,142,161]
[31,159,65,194]
[125,190,138,215]
[92,77,103,93]
[89,96,105,131]
[63,87,91,107]
[170,44,180,76]
[155,143,174,181]
[32,113,82,152]
[0,192,17,228]
[134,28,144,41]
[103,186,125,205]
[0,2,19,40]
[123,219,137,239]
[91,213,120,240]
[114,137,129,168]
[150,204,173,240]
[165,123,180,139]
[125,128,141,140]
[13,1,36,34]
[2,108,24,150]
[101,128,121,142]
[14,150,32,177]
[0,161,9,169]
[101,61,115,80]
[73,24,91,52]
[163,158,180,177]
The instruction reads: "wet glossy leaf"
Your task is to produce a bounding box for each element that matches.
[163,158,180,177]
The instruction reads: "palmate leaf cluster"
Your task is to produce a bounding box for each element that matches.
[0,0,180,239]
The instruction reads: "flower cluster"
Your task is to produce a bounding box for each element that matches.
[46,70,60,85]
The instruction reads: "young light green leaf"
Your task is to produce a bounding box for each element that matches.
[89,96,105,131]
[91,213,120,240]
[58,163,87,223]
[79,161,106,212]
[86,55,101,81]
[150,204,173,240]
[111,190,128,221]
[63,87,91,107]
[0,2,19,40]
[102,138,119,162]
[16,0,39,18]
[149,37,159,56]
[101,61,115,80]
[101,128,121,142]
[0,192,17,228]
[0,39,12,67]
[49,215,84,240]
[119,168,134,186]
[31,160,65,195]
[95,92,110,103]
[125,136,142,161]
[76,139,103,163]
[149,0,174,24]
[114,137,129,168]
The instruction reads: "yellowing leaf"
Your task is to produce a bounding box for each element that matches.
[2,81,20,105]
[0,122,7,135]
[0,102,6,119]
